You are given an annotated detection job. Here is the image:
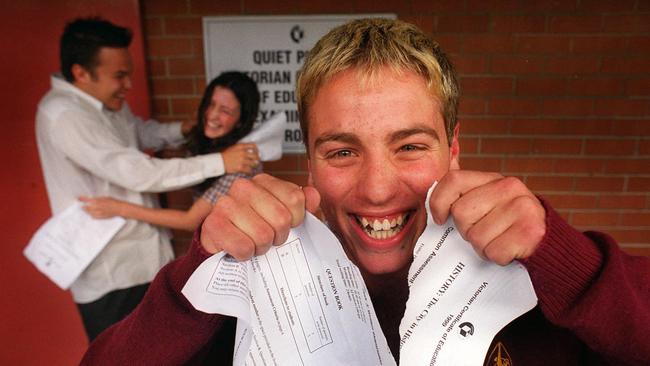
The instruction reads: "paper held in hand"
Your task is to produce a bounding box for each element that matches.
[398,185,538,366]
[240,112,285,162]
[182,184,537,365]
[24,202,125,289]
[183,213,395,365]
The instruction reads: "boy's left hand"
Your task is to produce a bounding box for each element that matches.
[429,170,546,265]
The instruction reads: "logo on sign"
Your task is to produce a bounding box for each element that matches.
[290,25,304,43]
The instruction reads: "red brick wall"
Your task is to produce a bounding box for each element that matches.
[140,0,650,256]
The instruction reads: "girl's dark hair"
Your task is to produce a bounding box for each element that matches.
[188,71,260,192]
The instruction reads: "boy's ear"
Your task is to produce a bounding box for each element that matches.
[71,64,92,84]
[449,123,460,170]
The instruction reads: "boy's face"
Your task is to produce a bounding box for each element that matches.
[307,67,460,276]
[75,47,133,111]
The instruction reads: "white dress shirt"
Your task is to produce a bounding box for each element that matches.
[35,74,225,303]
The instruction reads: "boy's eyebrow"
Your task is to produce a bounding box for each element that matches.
[314,126,441,148]
[387,126,441,144]
[314,133,361,149]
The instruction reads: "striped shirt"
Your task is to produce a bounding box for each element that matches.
[199,164,263,204]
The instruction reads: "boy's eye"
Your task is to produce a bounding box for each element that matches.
[327,149,353,159]
[400,144,419,152]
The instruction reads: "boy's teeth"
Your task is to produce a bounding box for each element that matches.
[371,230,389,239]
[357,213,408,240]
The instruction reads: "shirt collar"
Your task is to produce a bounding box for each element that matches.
[50,73,105,112]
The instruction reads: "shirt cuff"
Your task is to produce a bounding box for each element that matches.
[519,197,603,319]
[167,121,185,147]
[171,121,184,140]
[193,153,225,178]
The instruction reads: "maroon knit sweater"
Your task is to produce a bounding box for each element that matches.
[82,200,650,365]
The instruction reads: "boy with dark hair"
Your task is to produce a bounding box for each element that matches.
[35,17,257,340]
[59,17,132,82]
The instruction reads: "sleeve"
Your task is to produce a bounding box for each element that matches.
[201,173,249,204]
[81,228,229,365]
[50,109,225,192]
[521,198,650,365]
[130,110,186,151]
[201,165,262,204]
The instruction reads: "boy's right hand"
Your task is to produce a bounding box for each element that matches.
[200,174,321,261]
[222,143,260,174]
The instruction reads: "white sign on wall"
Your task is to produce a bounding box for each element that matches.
[203,14,396,154]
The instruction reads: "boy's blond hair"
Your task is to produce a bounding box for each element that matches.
[297,18,460,150]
